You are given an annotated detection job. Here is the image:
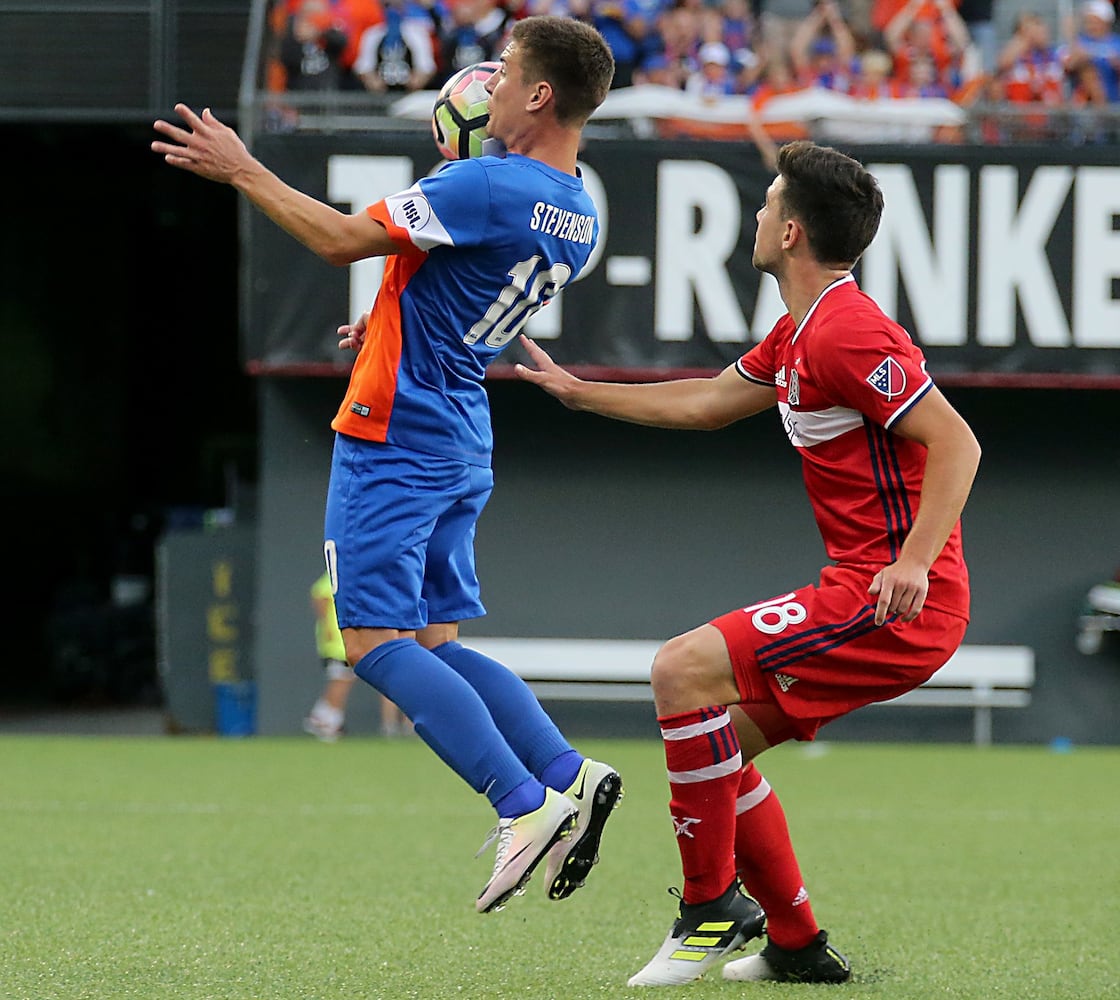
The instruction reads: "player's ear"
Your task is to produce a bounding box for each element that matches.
[528,80,553,113]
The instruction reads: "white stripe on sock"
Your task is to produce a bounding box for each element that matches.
[661,711,732,741]
[667,752,743,784]
[735,776,772,814]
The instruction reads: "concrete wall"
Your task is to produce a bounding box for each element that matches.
[254,377,1120,745]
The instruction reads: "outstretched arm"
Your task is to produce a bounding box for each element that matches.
[867,386,981,624]
[515,335,777,430]
[152,103,398,265]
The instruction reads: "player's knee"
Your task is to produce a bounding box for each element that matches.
[651,633,716,712]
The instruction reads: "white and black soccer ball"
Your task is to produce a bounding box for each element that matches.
[431,61,500,160]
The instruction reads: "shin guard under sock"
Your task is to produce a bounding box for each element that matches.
[354,638,541,811]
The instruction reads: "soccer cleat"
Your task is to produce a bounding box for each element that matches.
[543,758,623,900]
[721,929,851,983]
[475,788,577,914]
[302,714,342,743]
[627,881,766,987]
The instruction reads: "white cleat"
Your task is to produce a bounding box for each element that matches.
[476,788,576,913]
[544,758,623,900]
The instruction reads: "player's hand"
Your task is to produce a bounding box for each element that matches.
[151,104,255,184]
[338,312,369,352]
[868,557,929,625]
[514,335,584,409]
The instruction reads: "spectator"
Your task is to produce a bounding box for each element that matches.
[757,0,817,66]
[354,0,438,93]
[996,12,1066,104]
[715,0,759,68]
[991,13,1067,140]
[847,46,897,97]
[635,4,701,88]
[789,0,857,88]
[1060,0,1120,103]
[883,0,976,96]
[957,0,996,75]
[303,569,413,740]
[434,0,516,85]
[696,1,762,89]
[895,50,950,94]
[686,41,741,96]
[748,56,812,139]
[591,0,670,87]
[524,0,592,19]
[269,0,386,91]
[276,0,358,91]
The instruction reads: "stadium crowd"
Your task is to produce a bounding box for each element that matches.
[264,0,1120,139]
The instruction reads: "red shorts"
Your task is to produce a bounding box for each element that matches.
[711,565,968,743]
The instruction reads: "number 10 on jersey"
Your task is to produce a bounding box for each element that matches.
[464,255,573,349]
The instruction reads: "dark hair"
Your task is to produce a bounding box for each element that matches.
[511,16,615,127]
[776,141,884,267]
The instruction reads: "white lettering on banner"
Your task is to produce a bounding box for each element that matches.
[978,165,1072,347]
[527,161,607,341]
[1074,168,1120,347]
[327,155,413,323]
[319,154,1120,355]
[862,164,969,346]
[655,161,748,342]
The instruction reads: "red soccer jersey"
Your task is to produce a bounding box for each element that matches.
[737,275,969,618]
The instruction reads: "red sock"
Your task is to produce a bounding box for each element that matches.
[659,707,742,904]
[733,762,819,950]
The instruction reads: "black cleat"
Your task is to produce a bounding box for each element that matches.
[628,881,767,986]
[722,929,852,983]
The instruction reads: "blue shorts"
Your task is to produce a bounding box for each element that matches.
[323,434,494,631]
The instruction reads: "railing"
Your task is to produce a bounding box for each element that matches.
[239,86,1120,148]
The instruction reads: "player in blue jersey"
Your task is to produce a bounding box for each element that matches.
[152,16,621,915]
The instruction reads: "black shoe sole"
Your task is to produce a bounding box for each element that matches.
[547,770,624,900]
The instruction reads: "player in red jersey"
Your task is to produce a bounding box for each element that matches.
[516,140,981,987]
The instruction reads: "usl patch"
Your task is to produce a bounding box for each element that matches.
[391,195,432,231]
[866,357,906,400]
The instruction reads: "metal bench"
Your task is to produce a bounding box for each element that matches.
[465,637,1035,747]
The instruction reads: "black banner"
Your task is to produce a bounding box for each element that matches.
[243,135,1120,383]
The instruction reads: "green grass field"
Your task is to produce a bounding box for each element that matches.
[2,736,1117,1000]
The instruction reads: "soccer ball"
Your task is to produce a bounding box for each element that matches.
[431,61,500,161]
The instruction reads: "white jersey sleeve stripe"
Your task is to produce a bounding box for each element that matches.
[883,375,934,430]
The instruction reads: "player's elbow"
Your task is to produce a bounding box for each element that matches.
[321,247,357,267]
[697,410,735,431]
[318,235,368,267]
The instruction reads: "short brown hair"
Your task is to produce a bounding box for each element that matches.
[511,16,615,127]
[776,141,884,267]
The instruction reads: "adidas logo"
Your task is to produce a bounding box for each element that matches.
[774,673,799,692]
[792,885,810,907]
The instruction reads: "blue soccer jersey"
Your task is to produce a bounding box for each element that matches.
[332,153,598,466]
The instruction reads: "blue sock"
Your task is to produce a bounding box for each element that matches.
[431,641,583,791]
[540,749,583,793]
[353,638,539,811]
[493,779,546,819]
